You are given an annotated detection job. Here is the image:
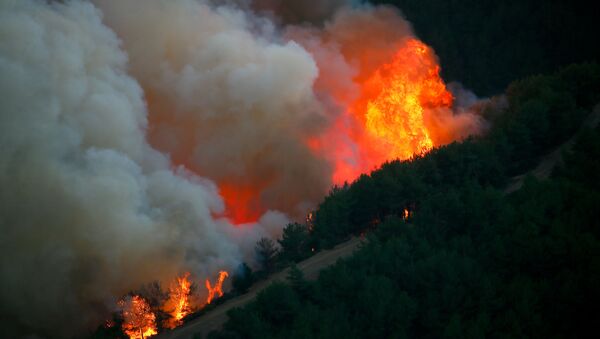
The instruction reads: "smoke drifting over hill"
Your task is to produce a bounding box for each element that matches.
[0,0,483,336]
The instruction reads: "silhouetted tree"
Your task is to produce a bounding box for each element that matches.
[287,264,310,298]
[278,223,310,263]
[255,237,278,273]
[232,262,254,294]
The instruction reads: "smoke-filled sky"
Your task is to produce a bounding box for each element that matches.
[0,0,483,337]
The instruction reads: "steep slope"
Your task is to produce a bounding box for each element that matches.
[505,104,600,193]
[158,238,362,339]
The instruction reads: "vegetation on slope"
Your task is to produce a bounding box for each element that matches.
[209,63,600,339]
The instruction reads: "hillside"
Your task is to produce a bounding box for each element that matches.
[158,100,600,338]
[203,64,600,338]
[158,238,361,339]
[158,90,600,339]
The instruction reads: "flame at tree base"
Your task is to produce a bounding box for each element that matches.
[206,271,229,304]
[117,270,230,337]
[163,273,192,329]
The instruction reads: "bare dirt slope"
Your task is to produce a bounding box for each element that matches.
[504,104,600,194]
[159,237,363,339]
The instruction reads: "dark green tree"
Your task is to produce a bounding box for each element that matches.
[255,237,278,273]
[287,264,310,299]
[231,262,254,294]
[278,223,310,263]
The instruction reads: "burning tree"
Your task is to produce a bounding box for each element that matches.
[162,273,192,329]
[119,295,158,339]
[206,271,229,304]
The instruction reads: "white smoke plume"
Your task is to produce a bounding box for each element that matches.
[0,1,280,337]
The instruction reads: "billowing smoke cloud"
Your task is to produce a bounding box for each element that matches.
[0,1,280,337]
[0,0,485,337]
[94,0,334,222]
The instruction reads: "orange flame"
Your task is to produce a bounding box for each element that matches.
[119,295,158,339]
[313,38,455,185]
[205,271,229,304]
[357,39,452,173]
[162,272,192,329]
[219,183,264,224]
[362,39,452,159]
[145,30,458,223]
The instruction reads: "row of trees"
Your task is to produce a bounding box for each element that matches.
[208,63,600,338]
[231,222,313,294]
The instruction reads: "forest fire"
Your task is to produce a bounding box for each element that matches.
[163,273,192,329]
[96,7,472,338]
[206,271,230,304]
[0,2,488,337]
[116,270,230,337]
[106,4,472,227]
[322,37,455,184]
[119,296,158,339]
[362,39,453,160]
[214,35,455,222]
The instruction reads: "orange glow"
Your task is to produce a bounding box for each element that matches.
[403,208,410,220]
[119,295,158,339]
[352,38,452,180]
[145,33,458,223]
[364,39,452,159]
[219,183,263,224]
[163,272,192,329]
[205,271,229,304]
[306,212,315,232]
[312,38,454,185]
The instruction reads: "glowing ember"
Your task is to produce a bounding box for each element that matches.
[119,295,158,339]
[306,212,315,232]
[205,271,229,304]
[163,272,192,329]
